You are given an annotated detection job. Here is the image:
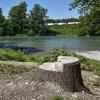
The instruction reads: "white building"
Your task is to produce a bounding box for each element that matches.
[68,22,80,24]
[47,22,66,26]
[46,22,80,26]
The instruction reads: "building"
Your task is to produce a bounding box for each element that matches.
[46,22,80,26]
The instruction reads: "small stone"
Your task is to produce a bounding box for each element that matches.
[89,75,100,82]
[32,99,36,100]
[7,83,13,86]
[95,88,100,91]
[71,93,78,99]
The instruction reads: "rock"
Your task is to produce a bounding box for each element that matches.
[81,71,100,87]
[89,75,100,82]
[71,93,78,100]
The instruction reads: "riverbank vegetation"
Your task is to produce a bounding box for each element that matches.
[0,1,100,36]
[0,48,100,75]
[0,1,79,36]
[49,24,80,36]
[0,2,49,36]
[70,0,100,36]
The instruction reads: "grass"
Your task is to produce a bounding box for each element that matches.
[0,48,27,61]
[0,48,100,75]
[49,24,81,36]
[0,64,34,76]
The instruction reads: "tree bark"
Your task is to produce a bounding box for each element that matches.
[37,56,91,93]
[58,56,91,93]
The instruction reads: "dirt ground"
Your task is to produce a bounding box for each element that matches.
[0,70,100,100]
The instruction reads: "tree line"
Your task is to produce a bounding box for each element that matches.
[46,18,79,23]
[0,1,100,36]
[0,1,80,36]
[70,0,100,36]
[0,2,50,36]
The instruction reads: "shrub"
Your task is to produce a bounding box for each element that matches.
[0,49,27,61]
[27,54,42,63]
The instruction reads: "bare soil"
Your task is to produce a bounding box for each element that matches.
[0,69,100,100]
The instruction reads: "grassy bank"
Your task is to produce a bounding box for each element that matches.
[49,24,81,36]
[0,48,100,75]
[0,64,32,76]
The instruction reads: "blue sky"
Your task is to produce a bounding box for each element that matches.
[0,0,80,19]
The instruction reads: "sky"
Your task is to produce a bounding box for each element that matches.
[0,0,80,19]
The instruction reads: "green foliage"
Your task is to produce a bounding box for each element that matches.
[70,0,100,36]
[81,59,100,75]
[70,0,100,14]
[0,64,31,75]
[0,1,99,36]
[0,49,27,61]
[79,5,100,36]
[27,54,42,63]
[0,2,48,36]
[0,8,5,24]
[28,4,48,36]
[8,1,27,35]
[46,18,79,23]
[49,24,80,36]
[0,8,5,35]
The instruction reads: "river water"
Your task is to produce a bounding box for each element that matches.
[0,36,100,54]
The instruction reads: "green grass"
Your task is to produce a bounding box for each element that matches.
[0,48,27,61]
[0,64,34,76]
[0,48,100,75]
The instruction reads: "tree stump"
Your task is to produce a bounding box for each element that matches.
[38,56,91,93]
[57,56,90,92]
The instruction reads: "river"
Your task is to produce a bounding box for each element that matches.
[0,36,100,54]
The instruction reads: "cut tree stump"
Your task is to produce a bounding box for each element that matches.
[38,56,91,93]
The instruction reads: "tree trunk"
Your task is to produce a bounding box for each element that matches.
[37,56,91,93]
[58,56,91,93]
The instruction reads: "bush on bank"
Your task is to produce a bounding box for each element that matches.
[49,24,81,36]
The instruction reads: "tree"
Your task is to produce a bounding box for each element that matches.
[70,0,100,36]
[70,0,100,14]
[28,4,48,35]
[0,8,5,35]
[8,1,27,35]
